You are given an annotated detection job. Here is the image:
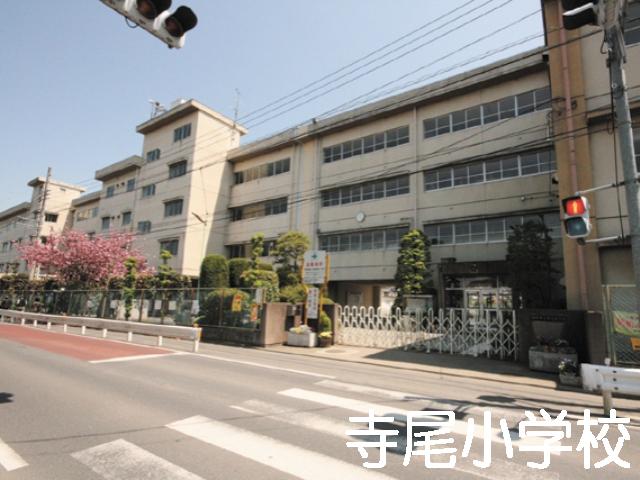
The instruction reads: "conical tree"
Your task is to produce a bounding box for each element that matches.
[393,229,432,310]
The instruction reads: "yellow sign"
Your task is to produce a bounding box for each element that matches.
[631,337,640,352]
[231,293,243,313]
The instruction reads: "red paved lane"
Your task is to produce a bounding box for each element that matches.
[0,324,172,361]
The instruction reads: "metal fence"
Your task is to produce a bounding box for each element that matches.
[336,305,518,360]
[0,288,258,329]
[603,285,640,366]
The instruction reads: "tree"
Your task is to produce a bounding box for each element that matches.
[506,221,559,309]
[250,233,265,269]
[18,230,148,289]
[228,258,251,288]
[393,229,432,310]
[122,258,138,321]
[240,268,279,302]
[199,254,229,289]
[272,231,310,287]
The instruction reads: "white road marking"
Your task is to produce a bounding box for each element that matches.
[315,379,523,422]
[167,415,396,480]
[454,458,560,480]
[229,405,259,415]
[192,353,335,379]
[278,388,550,452]
[71,439,204,480]
[0,436,28,472]
[89,352,187,364]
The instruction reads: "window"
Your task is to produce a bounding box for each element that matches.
[634,128,640,170]
[625,1,640,45]
[124,178,135,192]
[91,207,98,218]
[173,123,192,142]
[122,211,132,226]
[44,213,58,223]
[423,87,552,139]
[323,126,410,164]
[231,197,288,221]
[424,212,561,245]
[146,148,161,162]
[137,221,151,234]
[424,149,555,191]
[319,226,409,252]
[265,198,288,216]
[321,175,410,207]
[160,239,179,256]
[228,244,245,258]
[169,160,187,179]
[101,217,110,231]
[142,184,156,198]
[106,185,115,198]
[235,158,291,184]
[164,199,184,217]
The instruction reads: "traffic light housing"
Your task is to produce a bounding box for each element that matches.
[99,0,198,49]
[561,0,603,30]
[562,195,592,239]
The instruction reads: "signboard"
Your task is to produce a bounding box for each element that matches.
[303,250,328,285]
[613,311,640,337]
[231,293,244,313]
[631,337,640,352]
[306,287,320,320]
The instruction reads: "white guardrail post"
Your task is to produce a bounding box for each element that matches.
[581,363,640,415]
[0,309,202,353]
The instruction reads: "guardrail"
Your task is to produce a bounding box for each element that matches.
[581,363,640,414]
[0,309,201,353]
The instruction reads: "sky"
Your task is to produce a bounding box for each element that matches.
[0,0,544,211]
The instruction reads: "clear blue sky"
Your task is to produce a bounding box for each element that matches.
[0,0,543,211]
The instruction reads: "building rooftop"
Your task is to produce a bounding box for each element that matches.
[27,177,86,192]
[227,47,547,162]
[0,202,31,222]
[95,155,144,182]
[71,191,101,208]
[136,98,248,136]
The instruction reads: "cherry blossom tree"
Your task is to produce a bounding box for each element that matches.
[18,230,149,288]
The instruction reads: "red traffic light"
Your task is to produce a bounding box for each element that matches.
[563,196,587,215]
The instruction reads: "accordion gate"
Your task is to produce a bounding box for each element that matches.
[336,306,518,360]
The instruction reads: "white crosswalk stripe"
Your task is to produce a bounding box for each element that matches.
[71,439,205,480]
[167,415,397,480]
[0,435,28,472]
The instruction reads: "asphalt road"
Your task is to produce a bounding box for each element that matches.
[1,325,640,480]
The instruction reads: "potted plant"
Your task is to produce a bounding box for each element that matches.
[558,358,581,387]
[529,338,578,373]
[317,311,333,347]
[318,330,332,347]
[287,324,317,347]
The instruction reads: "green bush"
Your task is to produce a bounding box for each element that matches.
[280,284,307,304]
[256,261,274,271]
[200,255,229,289]
[229,258,251,288]
[240,269,279,302]
[200,288,250,326]
[319,311,332,333]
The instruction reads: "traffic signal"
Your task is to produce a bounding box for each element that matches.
[562,195,592,239]
[99,0,198,49]
[561,0,603,30]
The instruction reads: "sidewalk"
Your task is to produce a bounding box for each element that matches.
[266,343,560,389]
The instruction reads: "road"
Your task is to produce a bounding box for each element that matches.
[1,323,639,479]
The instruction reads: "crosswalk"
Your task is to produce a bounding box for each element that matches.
[1,380,565,479]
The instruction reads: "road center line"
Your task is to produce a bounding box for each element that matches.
[0,436,28,472]
[191,353,335,379]
[167,415,396,480]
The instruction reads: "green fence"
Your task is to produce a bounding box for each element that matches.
[0,288,259,329]
[603,284,640,366]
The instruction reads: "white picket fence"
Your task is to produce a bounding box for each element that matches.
[336,305,518,360]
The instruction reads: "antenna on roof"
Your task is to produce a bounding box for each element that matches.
[149,99,166,118]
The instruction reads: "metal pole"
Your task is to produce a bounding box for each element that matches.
[607,26,640,309]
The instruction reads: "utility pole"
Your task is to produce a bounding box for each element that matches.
[29,167,52,280]
[605,3,640,307]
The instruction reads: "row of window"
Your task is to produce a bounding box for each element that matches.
[100,199,183,232]
[234,158,291,185]
[321,175,410,207]
[319,226,410,252]
[106,178,136,198]
[227,240,277,259]
[423,87,551,139]
[323,125,410,164]
[139,161,187,199]
[230,197,288,222]
[424,149,556,191]
[423,212,561,246]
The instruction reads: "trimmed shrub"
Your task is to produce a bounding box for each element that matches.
[200,255,229,289]
[240,269,279,302]
[200,288,250,326]
[229,258,251,288]
[256,261,274,271]
[319,311,332,333]
[280,284,307,304]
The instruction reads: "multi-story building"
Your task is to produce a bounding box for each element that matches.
[71,99,247,276]
[226,48,562,309]
[0,177,85,275]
